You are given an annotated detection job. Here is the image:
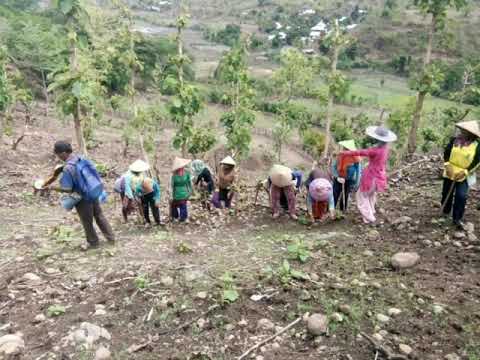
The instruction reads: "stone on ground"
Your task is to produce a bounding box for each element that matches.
[257,318,275,332]
[388,308,402,317]
[307,314,328,336]
[391,252,420,270]
[0,333,24,355]
[376,314,390,323]
[399,344,413,355]
[95,345,111,359]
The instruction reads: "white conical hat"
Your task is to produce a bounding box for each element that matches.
[269,164,293,187]
[456,121,480,138]
[172,157,191,172]
[220,156,236,166]
[129,159,150,173]
[366,126,397,143]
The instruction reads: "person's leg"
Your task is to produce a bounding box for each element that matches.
[285,186,297,218]
[452,180,469,224]
[280,191,288,211]
[369,190,377,215]
[120,193,128,222]
[141,196,151,224]
[171,201,179,219]
[356,191,376,223]
[343,180,352,211]
[93,201,115,242]
[179,202,188,221]
[270,186,281,217]
[441,178,455,216]
[333,179,342,209]
[76,200,99,246]
[149,196,161,225]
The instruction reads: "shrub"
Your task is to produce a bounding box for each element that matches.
[302,129,326,158]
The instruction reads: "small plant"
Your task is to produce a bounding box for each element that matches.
[50,225,74,244]
[134,274,151,291]
[176,242,192,254]
[287,239,311,263]
[277,259,309,285]
[47,304,66,317]
[220,272,239,304]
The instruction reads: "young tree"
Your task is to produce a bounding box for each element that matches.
[407,0,468,154]
[49,0,100,156]
[322,20,352,158]
[272,48,314,161]
[217,43,256,159]
[0,47,12,144]
[166,14,212,157]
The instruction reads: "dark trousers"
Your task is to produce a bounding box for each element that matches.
[76,200,115,245]
[333,179,352,211]
[171,200,188,221]
[142,192,160,224]
[442,178,469,223]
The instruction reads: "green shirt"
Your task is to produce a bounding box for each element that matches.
[172,172,192,201]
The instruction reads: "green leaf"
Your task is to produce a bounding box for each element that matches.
[282,259,290,272]
[223,289,239,303]
[58,0,74,14]
[290,270,309,280]
[47,304,66,317]
[71,81,83,98]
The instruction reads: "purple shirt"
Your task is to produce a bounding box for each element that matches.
[342,145,390,193]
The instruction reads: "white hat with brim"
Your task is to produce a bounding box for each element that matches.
[172,157,191,172]
[129,159,150,173]
[269,164,293,188]
[456,121,480,138]
[220,156,236,166]
[366,126,397,143]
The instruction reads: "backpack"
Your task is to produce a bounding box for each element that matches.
[67,157,104,202]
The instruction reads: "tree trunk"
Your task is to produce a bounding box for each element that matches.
[323,43,339,159]
[0,112,4,145]
[41,70,49,117]
[407,14,436,154]
[74,103,88,156]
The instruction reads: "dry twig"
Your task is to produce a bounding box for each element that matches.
[360,332,408,360]
[238,316,302,360]
[158,304,220,336]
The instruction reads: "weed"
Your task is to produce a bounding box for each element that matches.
[134,274,151,291]
[220,272,239,304]
[287,239,311,263]
[47,304,66,317]
[176,242,192,254]
[50,225,75,244]
[276,259,309,286]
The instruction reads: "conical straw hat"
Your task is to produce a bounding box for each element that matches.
[338,140,357,151]
[269,164,293,187]
[172,157,191,172]
[456,121,480,138]
[129,159,150,173]
[220,156,236,166]
[366,126,397,143]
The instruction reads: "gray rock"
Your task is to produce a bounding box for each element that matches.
[432,304,445,315]
[399,344,412,355]
[453,232,466,239]
[338,304,351,315]
[363,250,374,257]
[330,313,344,322]
[68,322,111,348]
[307,314,328,336]
[184,270,204,282]
[257,318,275,332]
[388,308,402,317]
[0,334,24,355]
[160,276,174,287]
[22,273,41,283]
[392,216,412,225]
[376,314,390,323]
[33,314,46,324]
[195,291,208,300]
[464,222,475,234]
[468,233,478,242]
[372,333,383,342]
[391,252,420,270]
[95,346,111,359]
[445,354,460,360]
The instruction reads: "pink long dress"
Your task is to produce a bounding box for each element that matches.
[341,144,390,223]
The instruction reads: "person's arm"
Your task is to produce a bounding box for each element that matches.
[331,160,339,178]
[328,191,335,212]
[186,173,193,194]
[353,163,361,189]
[341,148,375,158]
[124,175,134,199]
[305,171,313,189]
[153,182,161,204]
[467,141,480,172]
[444,138,455,162]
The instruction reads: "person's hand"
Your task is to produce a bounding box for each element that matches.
[445,164,454,179]
[454,171,466,182]
[337,177,345,184]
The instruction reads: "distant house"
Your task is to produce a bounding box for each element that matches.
[278,32,287,40]
[310,20,328,39]
[300,8,316,16]
[303,49,315,55]
[338,16,348,22]
[275,22,283,30]
[346,24,358,30]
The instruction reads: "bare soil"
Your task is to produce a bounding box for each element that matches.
[0,107,479,360]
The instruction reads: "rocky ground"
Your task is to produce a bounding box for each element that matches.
[0,109,480,360]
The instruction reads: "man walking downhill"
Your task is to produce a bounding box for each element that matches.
[47,141,115,250]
